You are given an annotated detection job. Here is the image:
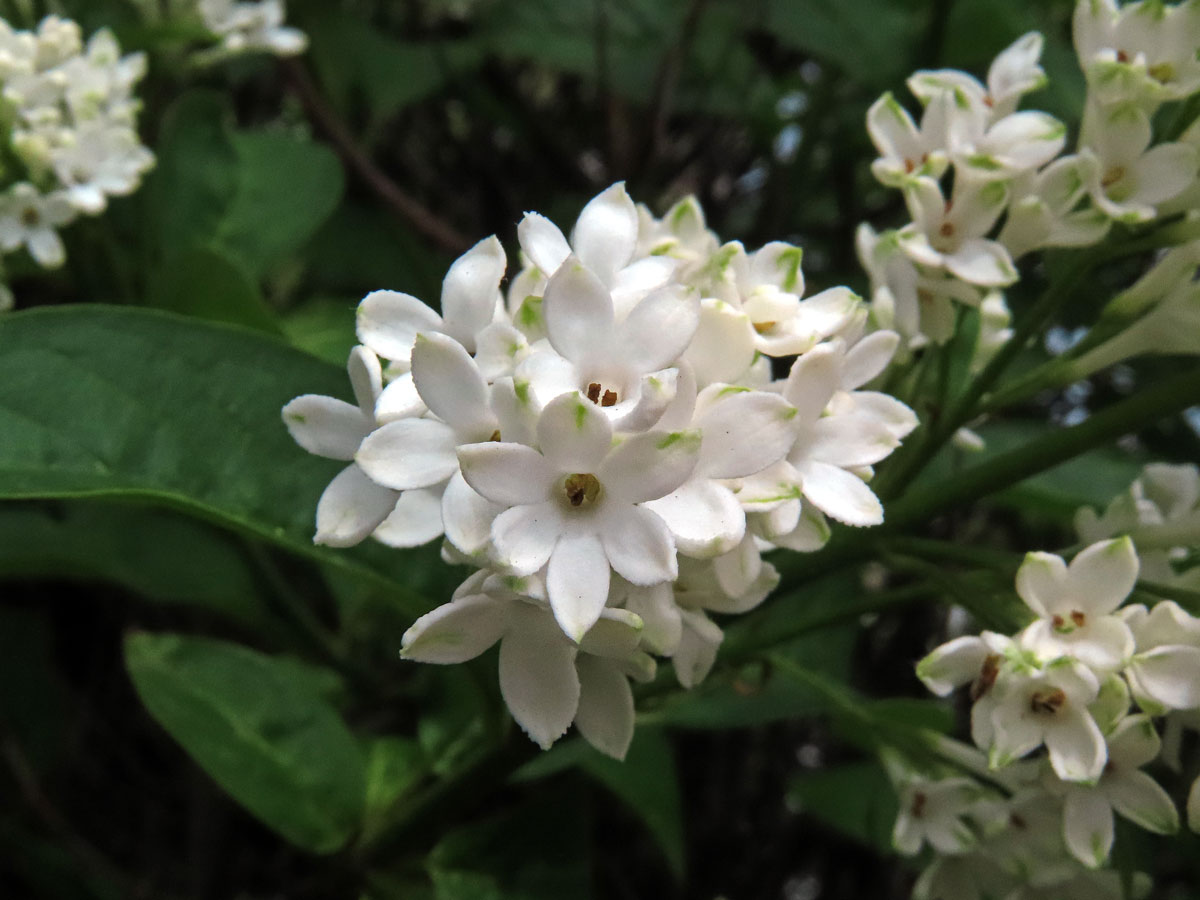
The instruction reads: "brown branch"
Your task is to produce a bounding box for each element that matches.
[281,59,472,255]
[645,0,709,165]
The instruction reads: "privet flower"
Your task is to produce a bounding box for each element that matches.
[0,16,153,285]
[284,183,916,757]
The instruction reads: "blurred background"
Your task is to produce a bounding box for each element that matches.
[4,0,1200,898]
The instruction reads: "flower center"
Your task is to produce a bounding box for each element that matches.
[586,382,618,407]
[910,791,927,818]
[1148,62,1174,84]
[1101,166,1125,189]
[1051,610,1086,633]
[563,473,601,508]
[21,206,40,227]
[1029,687,1066,716]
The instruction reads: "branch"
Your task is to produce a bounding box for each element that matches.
[281,59,472,255]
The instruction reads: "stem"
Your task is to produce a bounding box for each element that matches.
[1134,580,1200,614]
[281,60,471,254]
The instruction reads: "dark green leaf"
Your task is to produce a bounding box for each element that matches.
[0,500,269,626]
[148,246,281,333]
[0,305,427,614]
[124,632,366,854]
[363,736,430,838]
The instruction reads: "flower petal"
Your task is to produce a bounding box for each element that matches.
[517,211,572,276]
[536,391,612,474]
[400,593,508,663]
[621,583,682,655]
[1107,770,1179,835]
[782,343,841,422]
[491,502,562,575]
[373,487,444,547]
[440,235,505,350]
[1015,551,1068,617]
[374,372,427,423]
[458,442,556,506]
[842,331,900,389]
[673,609,723,688]
[282,394,369,461]
[348,346,383,414]
[642,479,744,558]
[599,504,678,585]
[541,256,615,364]
[411,332,494,439]
[547,529,611,641]
[571,182,637,284]
[809,414,901,468]
[916,636,990,697]
[356,290,443,363]
[943,239,1018,287]
[681,299,756,385]
[1063,788,1114,867]
[499,605,580,749]
[1130,645,1200,711]
[599,429,702,504]
[1066,536,1138,615]
[1045,708,1107,782]
[798,460,883,527]
[315,463,399,547]
[616,284,700,373]
[573,655,635,760]
[441,471,501,557]
[695,389,798,479]
[356,417,459,490]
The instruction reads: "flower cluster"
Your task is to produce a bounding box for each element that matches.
[196,0,308,58]
[858,2,1200,352]
[911,536,1200,895]
[284,183,917,757]
[0,16,153,299]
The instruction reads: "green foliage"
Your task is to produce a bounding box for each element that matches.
[0,305,426,613]
[124,632,366,854]
[787,761,899,853]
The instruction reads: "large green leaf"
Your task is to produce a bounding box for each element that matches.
[0,501,269,626]
[0,305,426,613]
[787,761,898,853]
[148,90,345,280]
[124,632,366,854]
[148,245,281,335]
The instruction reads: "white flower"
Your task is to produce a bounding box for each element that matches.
[892,775,984,856]
[1079,100,1199,223]
[866,90,952,187]
[1120,600,1200,712]
[0,184,75,268]
[1014,538,1138,672]
[908,31,1048,122]
[514,257,698,431]
[897,175,1018,287]
[1057,714,1178,867]
[458,391,700,641]
[999,155,1111,258]
[642,383,798,558]
[357,235,506,369]
[199,0,309,57]
[1074,0,1200,107]
[517,182,677,316]
[400,571,653,757]
[985,659,1107,782]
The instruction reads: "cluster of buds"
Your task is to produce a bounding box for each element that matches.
[284,183,917,757]
[912,531,1200,896]
[0,16,154,298]
[857,0,1200,352]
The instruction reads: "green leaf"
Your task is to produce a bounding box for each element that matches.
[0,305,426,614]
[363,736,430,840]
[148,90,345,279]
[282,295,358,365]
[0,500,269,626]
[148,246,281,334]
[215,132,345,277]
[124,632,366,854]
[787,761,898,853]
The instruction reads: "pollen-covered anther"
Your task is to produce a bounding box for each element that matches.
[1069,610,1086,627]
[586,382,619,407]
[1029,687,1066,715]
[970,654,1001,701]
[910,791,928,818]
[753,320,777,335]
[563,473,601,507]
